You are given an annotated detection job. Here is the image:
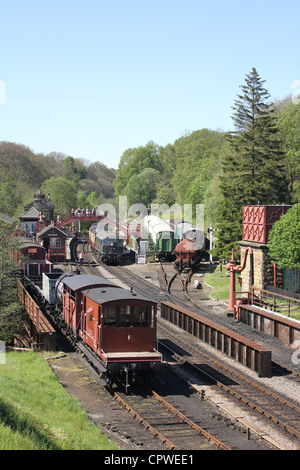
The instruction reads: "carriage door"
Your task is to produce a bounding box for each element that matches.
[64,291,70,323]
[97,306,102,351]
[69,292,76,329]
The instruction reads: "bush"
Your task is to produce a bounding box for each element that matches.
[268,204,300,270]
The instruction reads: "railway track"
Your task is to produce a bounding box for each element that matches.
[160,262,193,296]
[81,241,300,379]
[75,241,300,449]
[112,383,232,451]
[158,321,300,449]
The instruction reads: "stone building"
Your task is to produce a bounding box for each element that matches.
[19,207,40,236]
[19,191,55,236]
[23,191,54,225]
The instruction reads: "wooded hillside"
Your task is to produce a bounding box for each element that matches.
[114,70,300,257]
[0,142,116,218]
[1,69,300,259]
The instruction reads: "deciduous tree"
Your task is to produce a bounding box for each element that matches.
[41,177,78,215]
[277,100,300,202]
[268,204,300,269]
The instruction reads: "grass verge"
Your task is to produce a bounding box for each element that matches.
[204,265,232,301]
[0,350,118,450]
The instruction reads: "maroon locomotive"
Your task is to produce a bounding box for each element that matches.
[57,273,162,388]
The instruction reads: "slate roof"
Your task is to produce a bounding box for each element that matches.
[62,274,118,291]
[19,207,40,220]
[82,286,155,305]
[17,237,45,250]
[37,223,67,238]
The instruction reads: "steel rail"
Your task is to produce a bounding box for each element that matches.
[150,390,231,450]
[112,388,231,451]
[158,324,300,441]
[112,391,179,450]
[82,243,300,441]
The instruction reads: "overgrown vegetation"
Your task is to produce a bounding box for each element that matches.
[0,221,24,344]
[0,351,118,450]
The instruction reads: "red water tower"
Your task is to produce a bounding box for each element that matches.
[242,205,292,244]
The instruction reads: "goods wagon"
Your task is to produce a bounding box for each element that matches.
[168,219,206,271]
[55,272,161,388]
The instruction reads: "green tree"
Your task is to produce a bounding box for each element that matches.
[154,144,178,206]
[63,156,87,182]
[85,162,116,199]
[113,141,161,198]
[268,204,300,270]
[86,191,100,208]
[0,221,24,344]
[215,68,289,258]
[277,100,300,202]
[0,179,20,216]
[125,168,160,208]
[172,129,226,205]
[41,177,78,215]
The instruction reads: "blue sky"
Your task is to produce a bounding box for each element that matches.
[1,0,299,169]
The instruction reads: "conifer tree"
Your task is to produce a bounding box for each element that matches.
[215,68,289,258]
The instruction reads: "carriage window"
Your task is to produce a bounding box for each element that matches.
[133,306,151,326]
[142,306,151,326]
[87,307,94,322]
[119,306,131,326]
[103,306,108,325]
[108,306,116,326]
[103,306,116,326]
[133,306,141,325]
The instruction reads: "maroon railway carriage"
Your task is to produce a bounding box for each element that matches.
[60,274,120,337]
[79,287,162,384]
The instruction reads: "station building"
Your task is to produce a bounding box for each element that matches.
[19,191,54,236]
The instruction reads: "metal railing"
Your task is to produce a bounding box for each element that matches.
[249,286,300,320]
